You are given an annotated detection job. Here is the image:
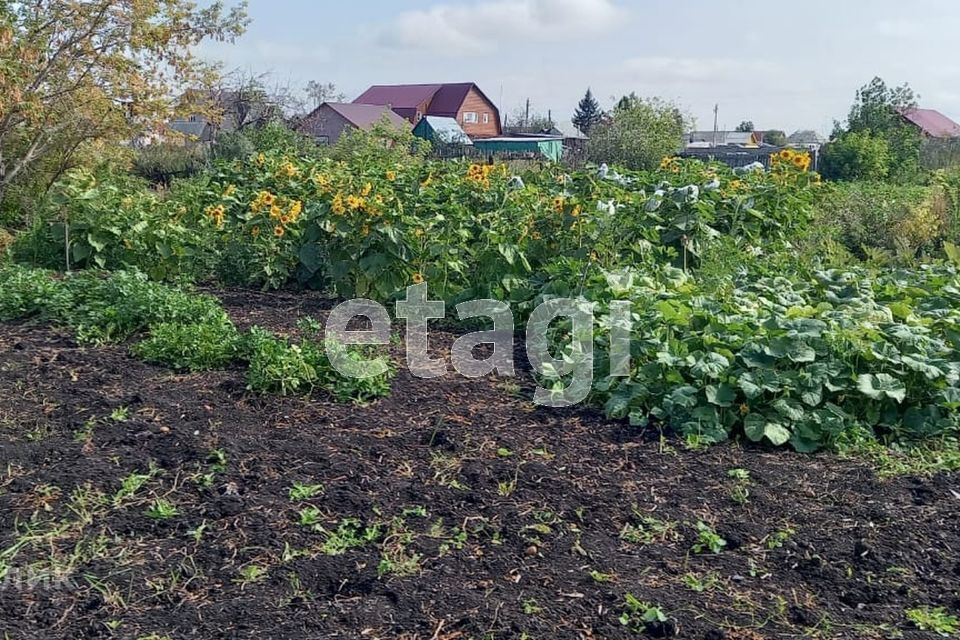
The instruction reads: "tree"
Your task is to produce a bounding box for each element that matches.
[572,88,602,135]
[0,0,248,203]
[305,81,346,110]
[587,96,691,170]
[211,70,302,131]
[736,121,755,132]
[764,130,787,146]
[830,77,922,182]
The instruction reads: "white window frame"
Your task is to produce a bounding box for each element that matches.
[482,113,490,124]
[463,111,478,124]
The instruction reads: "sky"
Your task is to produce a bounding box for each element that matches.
[198,0,960,136]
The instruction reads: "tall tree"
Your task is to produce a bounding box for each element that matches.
[735,121,755,132]
[572,88,602,135]
[305,81,346,109]
[587,96,691,170]
[0,0,248,201]
[827,76,922,182]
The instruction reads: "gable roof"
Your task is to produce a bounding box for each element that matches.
[318,102,409,130]
[353,83,500,124]
[900,108,960,138]
[353,84,443,109]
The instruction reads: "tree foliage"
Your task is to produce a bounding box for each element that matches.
[736,121,755,132]
[0,0,248,203]
[305,81,345,110]
[821,131,891,181]
[827,77,922,182]
[572,88,602,135]
[764,130,787,147]
[586,97,690,170]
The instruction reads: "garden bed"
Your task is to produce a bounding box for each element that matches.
[1,289,958,639]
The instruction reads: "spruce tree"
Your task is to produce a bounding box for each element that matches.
[572,88,603,135]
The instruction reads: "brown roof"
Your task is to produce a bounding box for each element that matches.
[353,83,500,124]
[315,102,410,130]
[900,108,960,138]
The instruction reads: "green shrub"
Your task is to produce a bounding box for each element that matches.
[132,143,208,186]
[0,264,60,321]
[821,132,891,181]
[815,181,945,259]
[133,316,240,371]
[244,326,392,402]
[12,168,214,281]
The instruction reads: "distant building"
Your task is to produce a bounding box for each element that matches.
[686,130,762,148]
[787,130,825,151]
[353,83,502,138]
[298,102,410,145]
[899,108,960,139]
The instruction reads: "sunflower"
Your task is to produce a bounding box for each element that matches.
[347,195,365,210]
[262,192,276,206]
[386,170,396,181]
[778,148,795,162]
[251,226,260,238]
[280,215,292,225]
[361,182,372,197]
[571,205,582,217]
[552,196,565,213]
[332,193,346,215]
[273,225,285,238]
[412,272,424,284]
[270,205,282,219]
[792,154,808,169]
[289,200,303,219]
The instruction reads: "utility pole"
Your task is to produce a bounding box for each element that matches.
[525,98,530,129]
[713,103,719,147]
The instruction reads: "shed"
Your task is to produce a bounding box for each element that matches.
[412,116,472,145]
[472,136,563,162]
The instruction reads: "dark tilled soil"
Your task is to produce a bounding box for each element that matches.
[1,289,959,640]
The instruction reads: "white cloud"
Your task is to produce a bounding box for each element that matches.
[377,0,625,53]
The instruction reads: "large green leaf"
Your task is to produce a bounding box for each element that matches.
[856,373,907,403]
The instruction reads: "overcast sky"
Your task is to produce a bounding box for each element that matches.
[198,0,960,135]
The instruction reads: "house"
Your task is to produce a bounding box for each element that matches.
[353,83,502,138]
[166,117,216,143]
[900,108,960,139]
[686,130,762,148]
[412,116,472,146]
[298,102,410,144]
[787,129,825,151]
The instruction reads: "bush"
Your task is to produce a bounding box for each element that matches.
[0,264,60,321]
[133,317,241,371]
[815,181,945,259]
[12,168,214,281]
[132,143,208,186]
[821,132,891,181]
[244,326,393,402]
[210,131,255,163]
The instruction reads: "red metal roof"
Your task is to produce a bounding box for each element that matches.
[353,83,500,130]
[900,108,960,138]
[353,84,442,109]
[321,103,410,130]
